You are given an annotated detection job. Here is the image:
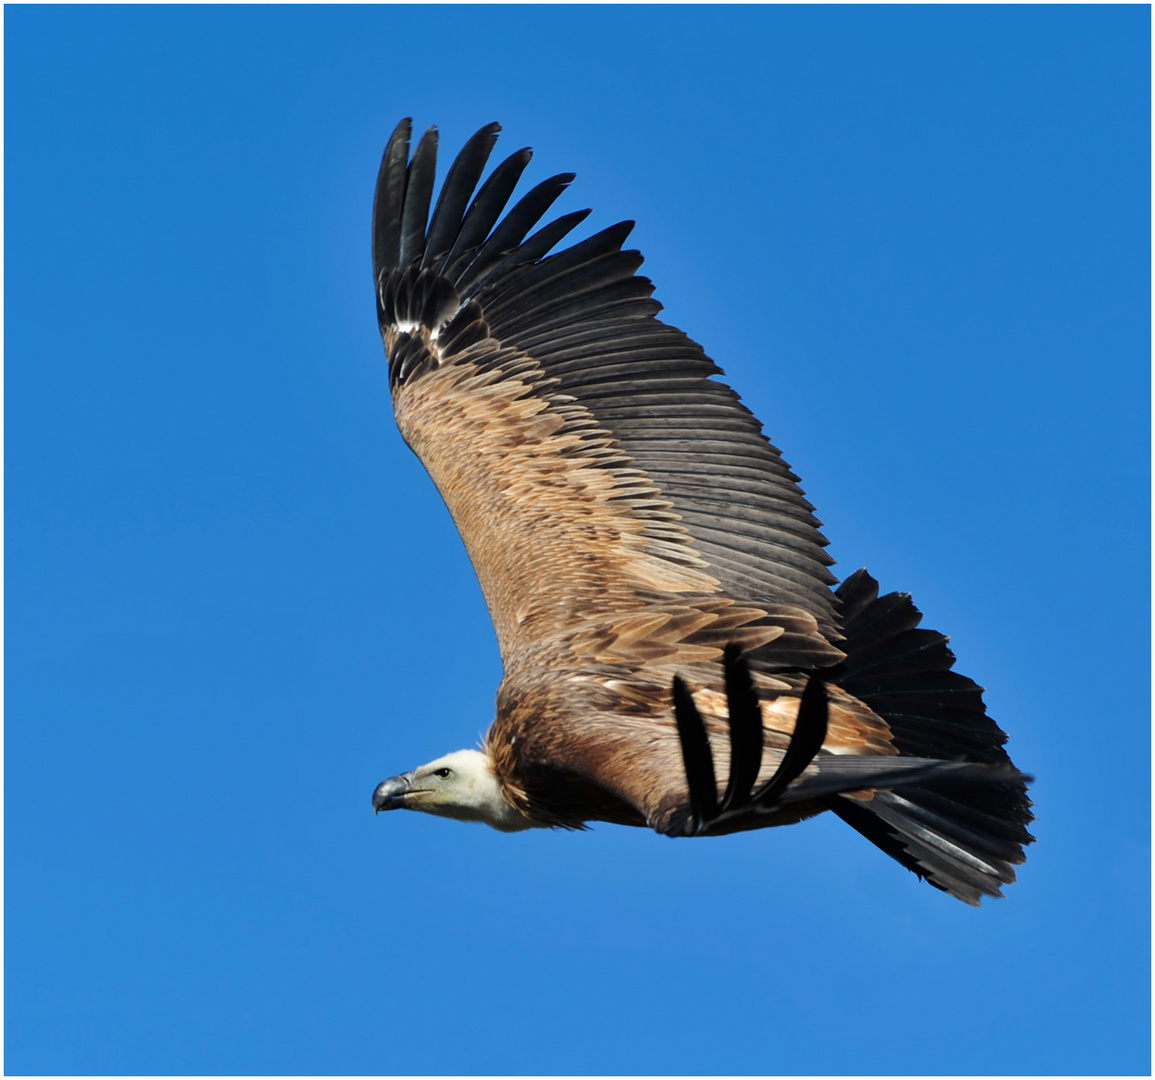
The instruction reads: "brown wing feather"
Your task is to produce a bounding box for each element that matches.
[392,326,733,661]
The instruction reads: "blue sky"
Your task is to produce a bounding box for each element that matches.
[6,5,1149,1075]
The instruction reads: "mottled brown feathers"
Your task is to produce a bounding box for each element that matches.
[393,334,727,658]
[371,119,1034,904]
[486,661,896,833]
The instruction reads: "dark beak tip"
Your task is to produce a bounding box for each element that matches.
[372,774,411,814]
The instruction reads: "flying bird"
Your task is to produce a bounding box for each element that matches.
[369,119,1034,904]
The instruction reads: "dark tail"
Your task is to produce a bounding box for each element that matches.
[827,569,1035,905]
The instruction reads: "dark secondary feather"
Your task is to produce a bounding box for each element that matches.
[372,119,840,653]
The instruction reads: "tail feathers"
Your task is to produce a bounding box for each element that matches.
[831,781,1032,905]
[828,569,1035,904]
[834,568,1010,763]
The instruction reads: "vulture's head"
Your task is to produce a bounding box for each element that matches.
[371,749,538,832]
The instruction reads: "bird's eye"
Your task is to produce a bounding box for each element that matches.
[434,768,452,778]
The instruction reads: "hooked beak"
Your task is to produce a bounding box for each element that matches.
[372,773,413,813]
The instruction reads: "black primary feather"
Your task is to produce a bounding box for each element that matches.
[492,210,594,277]
[422,122,502,272]
[398,125,438,268]
[372,118,412,284]
[718,645,763,813]
[672,674,718,831]
[444,147,534,271]
[455,173,577,297]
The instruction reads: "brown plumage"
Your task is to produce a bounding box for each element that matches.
[369,119,1034,905]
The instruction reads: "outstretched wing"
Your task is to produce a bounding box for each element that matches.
[373,119,844,677]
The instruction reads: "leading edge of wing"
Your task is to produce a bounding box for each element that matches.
[373,119,841,646]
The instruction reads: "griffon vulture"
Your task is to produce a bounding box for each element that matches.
[369,119,1034,905]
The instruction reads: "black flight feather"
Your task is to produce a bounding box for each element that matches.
[484,244,644,328]
[422,122,502,272]
[455,173,576,297]
[484,223,638,313]
[754,673,829,808]
[399,125,439,268]
[445,147,534,271]
[672,674,718,831]
[372,117,412,281]
[478,209,593,282]
[718,645,763,813]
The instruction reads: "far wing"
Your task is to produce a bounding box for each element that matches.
[373,120,844,675]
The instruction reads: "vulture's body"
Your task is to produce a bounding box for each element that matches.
[370,120,1034,904]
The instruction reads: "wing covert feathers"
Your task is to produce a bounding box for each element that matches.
[373,122,1033,904]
